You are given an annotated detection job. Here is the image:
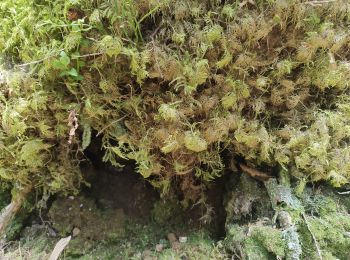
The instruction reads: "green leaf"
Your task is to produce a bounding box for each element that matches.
[59,51,70,66]
[67,68,78,77]
[52,60,66,70]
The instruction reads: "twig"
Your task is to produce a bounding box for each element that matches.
[72,52,103,59]
[14,50,103,68]
[96,116,126,137]
[239,164,273,181]
[302,213,323,260]
[14,49,64,68]
[303,0,336,6]
[338,190,350,195]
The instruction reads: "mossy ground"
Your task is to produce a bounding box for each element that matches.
[1,168,350,259]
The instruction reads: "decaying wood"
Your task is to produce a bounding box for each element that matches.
[0,186,31,238]
[49,236,72,260]
[239,164,273,182]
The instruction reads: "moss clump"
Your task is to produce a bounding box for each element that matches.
[224,179,350,260]
[151,199,183,225]
[1,0,350,213]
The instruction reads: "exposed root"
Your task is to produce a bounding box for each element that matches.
[0,186,31,238]
[239,164,273,182]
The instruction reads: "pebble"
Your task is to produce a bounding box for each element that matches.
[47,227,57,237]
[142,249,152,257]
[179,236,187,243]
[171,241,181,250]
[72,227,80,237]
[155,243,163,252]
[167,233,177,243]
[142,250,157,260]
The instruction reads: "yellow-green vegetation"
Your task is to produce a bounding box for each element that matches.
[224,175,350,259]
[1,0,350,219]
[0,0,350,259]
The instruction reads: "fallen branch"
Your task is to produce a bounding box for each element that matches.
[338,190,350,195]
[0,186,31,238]
[49,236,71,260]
[239,164,273,181]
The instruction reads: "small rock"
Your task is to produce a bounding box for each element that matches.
[344,231,350,238]
[68,196,75,200]
[142,250,152,257]
[278,210,293,229]
[171,241,181,250]
[72,227,80,237]
[167,233,177,243]
[47,227,57,237]
[179,236,187,243]
[217,240,223,248]
[155,243,163,252]
[142,250,156,260]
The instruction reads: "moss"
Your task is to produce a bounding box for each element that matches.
[305,213,350,259]
[48,196,125,243]
[1,0,350,202]
[151,199,183,225]
[225,224,286,259]
[248,226,285,257]
[158,232,226,260]
[2,1,350,251]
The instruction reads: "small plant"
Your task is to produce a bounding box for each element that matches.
[52,51,83,81]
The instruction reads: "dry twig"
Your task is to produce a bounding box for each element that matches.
[302,213,323,260]
[68,110,79,144]
[303,0,336,6]
[338,190,350,195]
[239,164,273,181]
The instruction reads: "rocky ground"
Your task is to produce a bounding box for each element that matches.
[0,159,349,259]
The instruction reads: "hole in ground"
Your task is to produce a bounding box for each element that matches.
[81,134,228,239]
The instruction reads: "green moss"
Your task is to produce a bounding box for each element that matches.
[151,199,183,225]
[305,213,350,259]
[1,0,350,225]
[248,226,285,257]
